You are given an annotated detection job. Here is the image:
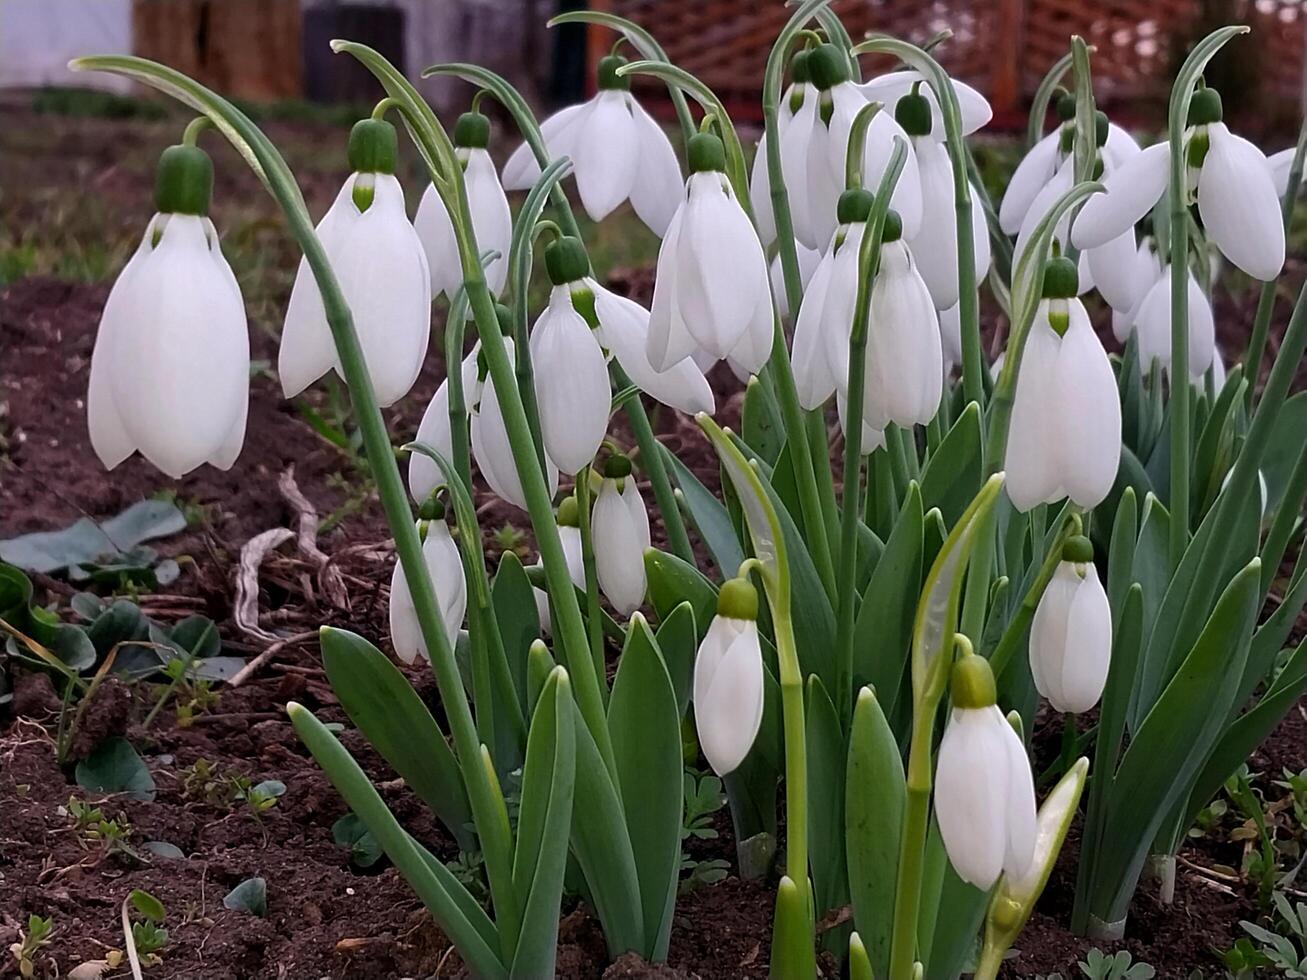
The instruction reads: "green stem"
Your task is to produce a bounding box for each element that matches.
[1243,113,1307,410]
[142,622,214,730]
[888,703,936,980]
[181,114,212,146]
[834,140,908,723]
[990,513,1080,680]
[445,289,473,492]
[574,468,607,697]
[775,597,811,936]
[1026,52,1073,150]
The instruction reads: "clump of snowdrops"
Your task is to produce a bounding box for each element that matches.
[76,3,1307,976]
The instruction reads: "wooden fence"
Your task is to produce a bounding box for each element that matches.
[593,0,1307,131]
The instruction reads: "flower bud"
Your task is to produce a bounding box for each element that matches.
[1030,540,1111,714]
[806,43,849,91]
[894,89,932,138]
[693,576,764,775]
[592,470,650,615]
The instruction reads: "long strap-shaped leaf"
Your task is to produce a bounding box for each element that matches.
[289,700,506,979]
[510,667,576,976]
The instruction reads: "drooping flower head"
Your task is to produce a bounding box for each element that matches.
[1030,536,1112,714]
[416,108,513,298]
[1004,253,1121,513]
[280,115,431,407]
[389,497,468,664]
[89,137,250,478]
[693,575,765,776]
[1074,85,1285,282]
[502,54,682,237]
[591,453,651,617]
[647,132,774,376]
[935,648,1037,891]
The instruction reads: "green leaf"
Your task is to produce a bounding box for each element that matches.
[289,702,505,977]
[492,550,542,713]
[1191,366,1246,514]
[1240,547,1307,706]
[657,443,745,578]
[510,666,576,976]
[608,616,683,960]
[1105,488,1138,621]
[806,676,847,919]
[653,602,697,717]
[1262,390,1307,516]
[222,877,267,917]
[143,840,184,860]
[319,627,474,849]
[568,704,645,956]
[525,640,556,717]
[1088,559,1261,924]
[741,376,786,465]
[332,814,384,868]
[1127,495,1170,730]
[0,562,33,625]
[1184,637,1307,832]
[852,485,923,719]
[919,402,982,526]
[129,889,165,923]
[0,500,186,574]
[770,875,817,979]
[845,688,904,976]
[75,737,155,801]
[645,549,717,633]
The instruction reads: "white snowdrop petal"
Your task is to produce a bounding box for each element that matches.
[1072,142,1169,249]
[622,477,652,552]
[1004,313,1062,511]
[693,620,765,775]
[751,134,778,247]
[938,302,963,370]
[502,102,588,189]
[409,351,478,503]
[835,392,886,452]
[464,149,514,295]
[1059,566,1112,713]
[727,284,777,379]
[997,711,1038,880]
[593,285,714,415]
[792,252,839,409]
[109,215,249,478]
[936,708,1007,889]
[558,525,586,590]
[89,229,152,469]
[864,242,942,428]
[1000,131,1060,235]
[414,182,462,299]
[425,520,468,649]
[1104,123,1141,166]
[1030,563,1079,706]
[628,98,684,237]
[909,137,963,310]
[780,98,817,246]
[593,479,647,615]
[1054,303,1121,510]
[473,375,559,510]
[862,112,923,238]
[532,291,610,474]
[647,206,702,371]
[388,556,422,664]
[1198,124,1285,282]
[1269,147,1294,199]
[574,91,640,222]
[1087,227,1141,311]
[1133,268,1214,378]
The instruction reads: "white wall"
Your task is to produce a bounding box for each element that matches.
[0,0,133,91]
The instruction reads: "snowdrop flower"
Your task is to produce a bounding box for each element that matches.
[408,347,479,504]
[1108,239,1163,340]
[389,507,468,663]
[415,110,513,299]
[935,649,1037,890]
[280,117,431,407]
[897,90,990,311]
[770,241,821,320]
[939,302,963,373]
[693,576,765,776]
[89,141,250,479]
[471,334,560,510]
[647,133,774,375]
[502,55,681,236]
[793,190,872,410]
[1030,537,1111,714]
[533,236,715,476]
[1074,87,1285,281]
[822,206,943,430]
[591,455,651,616]
[1128,263,1215,379]
[857,68,993,138]
[1005,256,1121,513]
[1000,95,1139,235]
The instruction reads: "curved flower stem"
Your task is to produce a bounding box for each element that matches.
[1164,26,1248,567]
[851,36,983,409]
[337,42,618,780]
[1026,52,1073,150]
[834,137,908,722]
[68,52,527,963]
[1243,113,1307,410]
[574,468,608,696]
